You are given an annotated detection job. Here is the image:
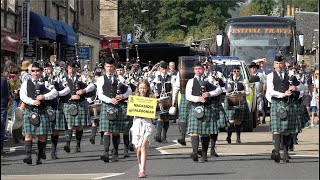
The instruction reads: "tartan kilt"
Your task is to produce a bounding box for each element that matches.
[218,103,231,129]
[64,101,89,127]
[295,103,308,132]
[23,108,52,135]
[270,99,299,133]
[124,116,134,132]
[178,94,189,123]
[52,108,67,131]
[224,98,250,122]
[99,103,127,133]
[187,104,220,135]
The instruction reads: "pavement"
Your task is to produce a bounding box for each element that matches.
[157,118,319,157]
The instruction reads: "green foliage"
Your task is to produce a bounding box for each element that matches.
[285,0,319,12]
[239,0,275,16]
[119,0,244,43]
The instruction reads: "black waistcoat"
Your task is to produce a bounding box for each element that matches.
[156,75,172,94]
[26,79,48,110]
[102,75,118,98]
[191,78,219,106]
[273,71,289,93]
[230,77,245,92]
[67,76,87,101]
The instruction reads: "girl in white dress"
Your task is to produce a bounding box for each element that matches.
[130,79,155,178]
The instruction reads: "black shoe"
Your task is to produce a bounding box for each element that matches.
[177,138,186,146]
[161,137,168,143]
[51,153,59,160]
[236,138,241,144]
[226,137,231,144]
[112,152,119,162]
[274,152,281,163]
[100,155,109,162]
[128,144,135,152]
[197,149,203,156]
[36,156,42,165]
[202,151,208,162]
[40,153,46,160]
[75,145,81,153]
[271,149,276,160]
[190,152,198,162]
[1,148,5,154]
[154,135,162,143]
[210,148,219,157]
[23,157,32,164]
[262,119,266,124]
[64,144,70,153]
[89,138,95,145]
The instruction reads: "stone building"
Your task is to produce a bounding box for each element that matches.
[1,0,101,70]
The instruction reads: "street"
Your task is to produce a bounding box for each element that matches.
[1,118,319,180]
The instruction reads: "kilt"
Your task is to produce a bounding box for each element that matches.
[218,103,230,129]
[178,94,189,123]
[295,103,308,133]
[224,98,250,122]
[51,108,67,131]
[187,104,220,135]
[99,103,127,133]
[23,108,52,135]
[64,101,89,127]
[124,116,134,132]
[270,99,299,133]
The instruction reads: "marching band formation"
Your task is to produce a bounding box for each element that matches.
[1,48,316,178]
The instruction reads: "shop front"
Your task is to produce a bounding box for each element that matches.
[25,11,77,64]
[1,31,22,64]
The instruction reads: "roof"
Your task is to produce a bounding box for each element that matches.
[295,11,319,50]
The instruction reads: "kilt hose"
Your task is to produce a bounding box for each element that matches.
[178,94,189,123]
[187,104,220,135]
[64,101,89,127]
[218,103,231,129]
[23,108,52,135]
[51,108,67,131]
[124,116,134,132]
[225,98,250,122]
[270,99,299,133]
[99,103,128,133]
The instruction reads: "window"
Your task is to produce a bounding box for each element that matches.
[91,0,94,20]
[69,0,74,10]
[8,0,16,11]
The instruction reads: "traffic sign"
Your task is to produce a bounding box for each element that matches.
[127,34,132,43]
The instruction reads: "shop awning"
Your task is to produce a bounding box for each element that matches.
[50,19,67,36]
[29,12,56,40]
[1,31,21,53]
[60,22,77,46]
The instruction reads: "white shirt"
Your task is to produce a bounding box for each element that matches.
[266,71,303,102]
[20,78,58,105]
[150,72,175,93]
[172,72,180,102]
[97,75,132,104]
[67,74,96,93]
[226,77,250,96]
[185,76,222,103]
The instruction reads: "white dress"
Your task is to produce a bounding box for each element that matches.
[130,117,155,148]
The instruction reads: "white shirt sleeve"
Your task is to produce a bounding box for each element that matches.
[266,73,284,98]
[172,73,180,102]
[185,78,199,103]
[209,85,222,97]
[97,76,112,103]
[122,85,132,99]
[20,81,35,105]
[84,83,95,93]
[58,86,70,96]
[244,82,250,96]
[44,88,58,100]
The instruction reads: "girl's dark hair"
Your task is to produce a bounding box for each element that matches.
[134,79,155,98]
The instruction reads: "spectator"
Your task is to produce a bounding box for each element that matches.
[8,67,20,127]
[1,66,10,154]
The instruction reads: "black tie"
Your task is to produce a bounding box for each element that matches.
[108,75,112,83]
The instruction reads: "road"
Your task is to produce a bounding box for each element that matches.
[1,118,319,179]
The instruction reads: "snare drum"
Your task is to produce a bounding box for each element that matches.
[89,100,102,119]
[226,92,244,110]
[156,96,172,114]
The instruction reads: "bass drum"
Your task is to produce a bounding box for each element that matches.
[178,56,199,92]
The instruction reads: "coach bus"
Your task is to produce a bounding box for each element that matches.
[216,16,304,68]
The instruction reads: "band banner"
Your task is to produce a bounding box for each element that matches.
[127,95,157,119]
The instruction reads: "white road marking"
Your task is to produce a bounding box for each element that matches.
[93,173,125,180]
[1,173,124,180]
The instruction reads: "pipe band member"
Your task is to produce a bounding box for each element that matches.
[97,57,131,163]
[185,61,222,163]
[20,62,58,165]
[151,62,174,143]
[266,54,303,163]
[225,65,250,144]
[63,61,96,154]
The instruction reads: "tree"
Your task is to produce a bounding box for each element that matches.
[285,0,319,12]
[239,0,275,16]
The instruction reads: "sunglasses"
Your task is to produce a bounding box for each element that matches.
[233,70,240,72]
[31,69,41,72]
